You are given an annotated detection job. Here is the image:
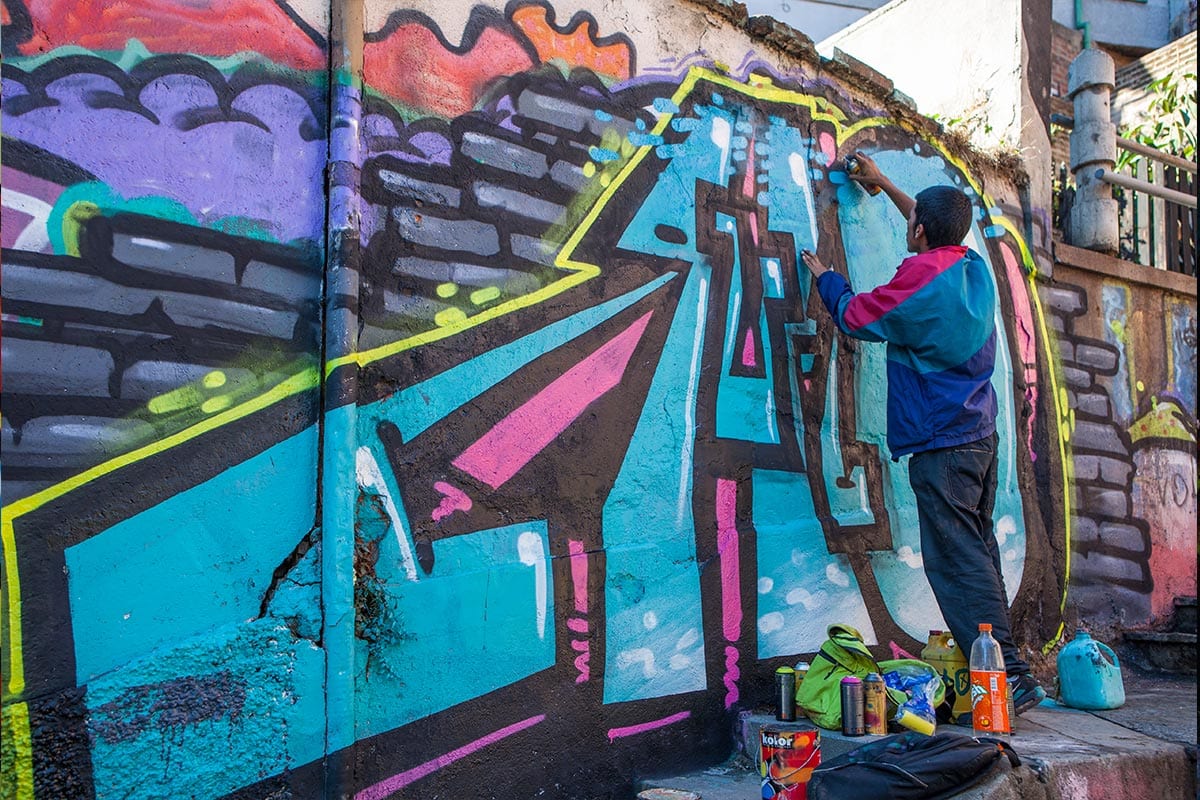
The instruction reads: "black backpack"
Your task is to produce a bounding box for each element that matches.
[806,731,1020,800]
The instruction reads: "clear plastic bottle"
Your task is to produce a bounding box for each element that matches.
[969,623,1011,738]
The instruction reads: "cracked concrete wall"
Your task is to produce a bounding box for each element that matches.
[2,1,1191,799]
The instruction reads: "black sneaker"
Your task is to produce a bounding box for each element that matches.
[1008,673,1046,715]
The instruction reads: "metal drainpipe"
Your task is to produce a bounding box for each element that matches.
[1074,0,1092,48]
[1066,47,1119,252]
[322,0,364,793]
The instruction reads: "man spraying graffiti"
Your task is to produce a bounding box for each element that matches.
[798,151,1046,718]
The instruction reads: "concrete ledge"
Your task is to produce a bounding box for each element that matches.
[1053,241,1198,296]
[637,703,1197,800]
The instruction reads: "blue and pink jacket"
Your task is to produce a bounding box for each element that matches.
[815,245,998,459]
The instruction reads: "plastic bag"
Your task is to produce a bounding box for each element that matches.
[880,659,943,735]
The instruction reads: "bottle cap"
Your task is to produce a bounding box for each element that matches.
[979,623,993,632]
[840,676,862,684]
[775,666,795,675]
[794,661,810,673]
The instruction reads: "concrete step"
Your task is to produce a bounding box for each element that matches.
[1120,630,1198,673]
[1171,596,1196,634]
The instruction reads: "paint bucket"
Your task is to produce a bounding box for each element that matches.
[1057,629,1125,710]
[760,726,820,800]
[921,630,971,723]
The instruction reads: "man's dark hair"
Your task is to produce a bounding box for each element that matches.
[914,186,974,248]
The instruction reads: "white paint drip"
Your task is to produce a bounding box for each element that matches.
[677,275,708,528]
[758,576,774,594]
[896,546,923,569]
[826,562,850,587]
[711,117,732,182]
[758,611,785,634]
[785,588,818,609]
[616,647,658,678]
[354,446,419,581]
[517,531,548,639]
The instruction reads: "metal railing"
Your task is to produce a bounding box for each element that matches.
[1060,48,1197,275]
[1053,111,1197,275]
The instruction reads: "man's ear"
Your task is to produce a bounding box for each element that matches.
[913,222,926,242]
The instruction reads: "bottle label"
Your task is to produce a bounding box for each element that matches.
[969,669,1011,734]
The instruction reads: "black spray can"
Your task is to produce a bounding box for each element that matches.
[840,676,865,735]
[775,666,797,721]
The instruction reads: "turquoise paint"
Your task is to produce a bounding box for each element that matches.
[761,257,784,299]
[355,521,554,736]
[819,336,876,527]
[264,538,322,642]
[602,266,709,703]
[754,468,876,657]
[762,118,818,259]
[48,182,196,254]
[65,427,319,683]
[321,402,359,755]
[714,212,777,445]
[361,274,676,441]
[85,618,326,800]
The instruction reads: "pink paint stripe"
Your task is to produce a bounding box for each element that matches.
[567,617,588,633]
[355,715,546,800]
[749,210,759,247]
[716,478,741,642]
[607,711,691,742]
[740,328,757,368]
[569,539,589,613]
[453,311,653,489]
[723,645,741,709]
[742,136,756,199]
[574,650,591,683]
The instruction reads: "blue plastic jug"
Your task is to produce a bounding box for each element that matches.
[1056,629,1125,710]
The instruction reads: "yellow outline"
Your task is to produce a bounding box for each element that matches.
[1,367,318,695]
[0,702,34,800]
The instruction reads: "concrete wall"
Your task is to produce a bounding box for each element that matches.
[0,1,1194,798]
[1046,246,1198,632]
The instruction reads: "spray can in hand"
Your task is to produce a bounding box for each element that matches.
[844,155,883,195]
[969,623,1011,737]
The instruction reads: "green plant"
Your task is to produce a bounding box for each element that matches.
[1116,70,1197,171]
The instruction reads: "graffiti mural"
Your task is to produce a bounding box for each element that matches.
[8,0,1191,798]
[1039,273,1198,630]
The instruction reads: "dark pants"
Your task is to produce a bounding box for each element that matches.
[908,432,1029,676]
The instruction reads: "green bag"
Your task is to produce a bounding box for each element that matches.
[796,624,882,729]
[796,625,939,730]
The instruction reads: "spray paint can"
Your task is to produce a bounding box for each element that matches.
[775,666,797,721]
[793,662,810,716]
[844,155,883,195]
[840,676,865,736]
[863,673,888,735]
